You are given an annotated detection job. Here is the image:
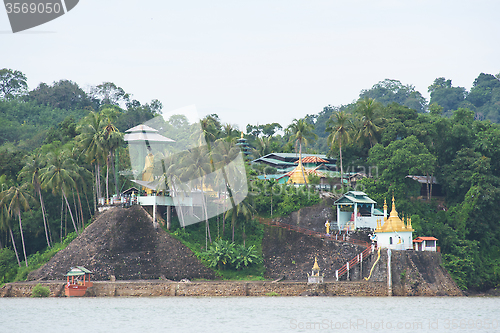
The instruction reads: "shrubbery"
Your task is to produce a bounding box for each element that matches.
[31,283,50,297]
[250,180,321,217]
[200,239,262,270]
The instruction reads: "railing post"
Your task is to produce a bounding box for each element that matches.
[336,270,339,281]
[360,252,363,277]
[347,262,350,280]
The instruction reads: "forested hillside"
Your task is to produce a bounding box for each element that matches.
[1,68,500,291]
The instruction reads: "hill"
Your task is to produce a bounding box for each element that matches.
[27,206,214,281]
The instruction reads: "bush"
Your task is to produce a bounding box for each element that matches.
[201,239,262,271]
[0,248,18,284]
[31,283,50,297]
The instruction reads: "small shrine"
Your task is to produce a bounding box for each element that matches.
[307,257,324,284]
[374,197,414,250]
[64,266,93,297]
[413,236,439,252]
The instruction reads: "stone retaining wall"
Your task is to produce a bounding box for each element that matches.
[1,280,388,297]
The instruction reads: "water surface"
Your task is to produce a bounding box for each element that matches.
[1,297,499,333]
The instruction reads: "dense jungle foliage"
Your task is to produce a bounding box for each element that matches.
[1,68,500,290]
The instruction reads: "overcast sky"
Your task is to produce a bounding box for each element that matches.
[1,0,499,130]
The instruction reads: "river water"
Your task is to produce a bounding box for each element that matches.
[1,296,499,333]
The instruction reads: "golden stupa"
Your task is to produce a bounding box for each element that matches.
[375,197,413,233]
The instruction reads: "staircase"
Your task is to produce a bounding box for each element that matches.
[335,245,375,281]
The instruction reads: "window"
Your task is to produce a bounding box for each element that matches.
[389,237,393,245]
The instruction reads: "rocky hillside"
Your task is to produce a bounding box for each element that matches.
[27,206,215,281]
[262,225,367,281]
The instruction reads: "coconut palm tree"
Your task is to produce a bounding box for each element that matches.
[76,111,106,205]
[100,118,123,202]
[40,149,79,236]
[176,146,213,248]
[0,203,21,267]
[0,176,21,267]
[211,138,249,242]
[355,98,383,148]
[285,118,318,183]
[225,198,255,246]
[252,136,273,158]
[1,183,34,267]
[326,111,354,190]
[18,152,51,247]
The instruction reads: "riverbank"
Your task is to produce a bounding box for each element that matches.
[1,279,463,297]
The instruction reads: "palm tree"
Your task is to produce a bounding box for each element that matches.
[326,111,354,190]
[100,118,123,202]
[252,136,273,158]
[355,98,383,148]
[222,124,239,143]
[225,198,255,246]
[176,146,213,248]
[76,111,106,206]
[0,203,21,267]
[40,150,79,236]
[1,183,34,267]
[212,138,245,242]
[18,152,52,247]
[0,176,21,267]
[285,118,318,183]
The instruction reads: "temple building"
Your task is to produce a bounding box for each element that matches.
[334,191,384,230]
[236,133,251,160]
[374,197,414,250]
[413,236,439,252]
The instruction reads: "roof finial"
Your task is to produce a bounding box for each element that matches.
[389,195,398,218]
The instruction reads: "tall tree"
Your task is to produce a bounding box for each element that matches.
[28,80,92,110]
[77,111,106,203]
[0,68,28,99]
[355,98,383,148]
[18,152,51,247]
[0,175,21,267]
[360,78,427,113]
[1,184,34,267]
[100,108,124,200]
[325,111,353,188]
[40,150,79,236]
[90,82,130,107]
[285,118,318,183]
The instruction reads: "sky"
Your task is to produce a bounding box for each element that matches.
[1,0,500,130]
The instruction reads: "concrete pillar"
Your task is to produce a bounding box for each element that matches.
[353,203,357,229]
[387,248,392,296]
[167,206,171,230]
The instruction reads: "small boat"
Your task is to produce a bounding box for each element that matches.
[64,266,93,297]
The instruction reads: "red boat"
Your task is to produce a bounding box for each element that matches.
[64,266,93,297]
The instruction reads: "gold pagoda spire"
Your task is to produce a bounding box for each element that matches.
[312,257,320,271]
[389,196,398,218]
[379,196,413,232]
[383,198,388,221]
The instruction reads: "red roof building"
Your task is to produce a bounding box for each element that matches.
[413,236,439,252]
